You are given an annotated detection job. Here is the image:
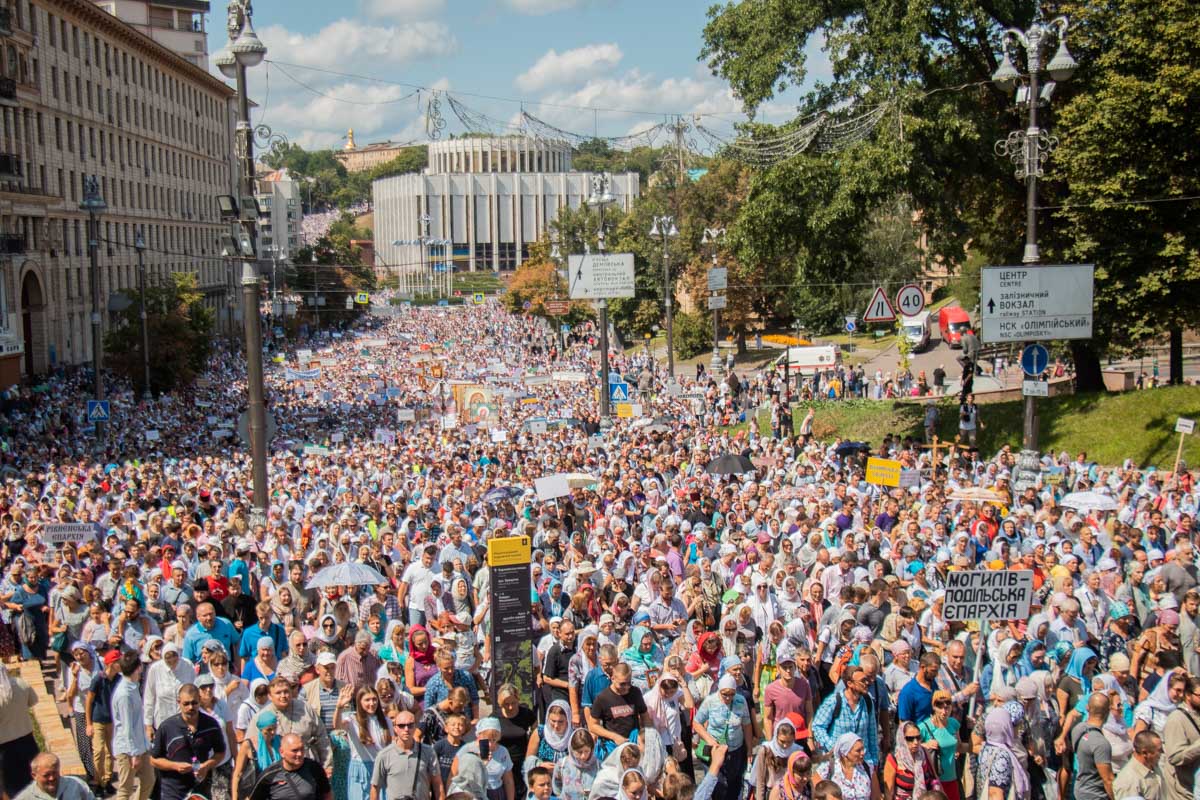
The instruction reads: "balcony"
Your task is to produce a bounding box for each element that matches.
[0,78,15,107]
[0,234,26,255]
[0,154,19,180]
[0,8,11,37]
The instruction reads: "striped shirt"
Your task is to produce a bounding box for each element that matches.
[811,688,880,767]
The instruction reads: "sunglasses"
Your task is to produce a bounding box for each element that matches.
[906,735,921,742]
[394,721,415,729]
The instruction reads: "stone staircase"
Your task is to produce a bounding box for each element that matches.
[11,657,87,777]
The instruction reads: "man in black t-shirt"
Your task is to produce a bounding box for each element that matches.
[587,663,650,747]
[251,733,333,800]
[542,621,576,705]
[149,684,225,800]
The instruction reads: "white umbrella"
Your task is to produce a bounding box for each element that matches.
[305,562,389,590]
[1059,491,1119,512]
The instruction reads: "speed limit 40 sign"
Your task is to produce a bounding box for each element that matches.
[894,284,926,317]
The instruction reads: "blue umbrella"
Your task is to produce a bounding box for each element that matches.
[305,562,389,590]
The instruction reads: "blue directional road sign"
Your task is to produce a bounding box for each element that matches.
[609,382,630,403]
[1020,343,1050,377]
[87,400,111,423]
[845,320,857,333]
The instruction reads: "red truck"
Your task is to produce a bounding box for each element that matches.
[938,306,972,348]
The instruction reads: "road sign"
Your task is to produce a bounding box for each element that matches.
[1020,343,1049,377]
[707,268,728,292]
[862,287,897,323]
[545,299,570,316]
[1177,418,1196,435]
[354,292,370,304]
[1022,380,1049,397]
[437,299,449,307]
[707,295,727,310]
[86,400,111,423]
[980,264,1094,344]
[609,382,630,402]
[894,284,926,317]
[845,318,857,333]
[567,253,636,299]
[943,570,1034,621]
[473,292,485,305]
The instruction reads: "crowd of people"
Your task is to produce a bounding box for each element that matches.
[0,300,1195,800]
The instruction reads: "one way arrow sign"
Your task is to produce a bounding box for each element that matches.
[987,298,996,314]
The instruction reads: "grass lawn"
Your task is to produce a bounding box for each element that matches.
[743,385,1200,468]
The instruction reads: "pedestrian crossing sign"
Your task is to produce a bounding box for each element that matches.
[86,400,111,423]
[609,382,630,402]
[473,293,485,305]
[354,292,370,304]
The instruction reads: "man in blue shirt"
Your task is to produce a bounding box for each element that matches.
[239,601,289,661]
[579,644,618,723]
[897,652,941,724]
[226,542,253,593]
[183,602,240,666]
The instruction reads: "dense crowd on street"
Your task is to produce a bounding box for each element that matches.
[0,300,1196,800]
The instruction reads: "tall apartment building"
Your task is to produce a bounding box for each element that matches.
[255,166,300,259]
[91,0,209,69]
[0,0,234,386]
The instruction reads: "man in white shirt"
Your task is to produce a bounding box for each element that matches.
[398,544,437,626]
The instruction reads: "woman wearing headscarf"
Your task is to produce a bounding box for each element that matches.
[771,750,813,800]
[63,641,100,783]
[315,613,347,651]
[643,665,693,764]
[449,716,515,800]
[687,631,724,681]
[143,640,196,732]
[815,733,878,800]
[621,626,664,691]
[1133,666,1184,736]
[524,698,573,782]
[719,615,741,666]
[1014,640,1046,679]
[232,709,280,800]
[377,619,407,664]
[748,578,782,636]
[404,624,438,704]
[553,728,598,800]
[884,721,940,800]
[755,620,787,712]
[976,707,1031,800]
[695,674,755,800]
[751,719,801,800]
[980,639,1023,699]
[1055,646,1097,723]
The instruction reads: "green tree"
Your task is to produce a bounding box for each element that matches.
[673,311,712,360]
[1052,0,1200,386]
[104,272,214,395]
[288,235,376,327]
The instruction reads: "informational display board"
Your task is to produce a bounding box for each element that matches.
[567,253,636,299]
[943,570,1034,621]
[487,535,534,709]
[979,264,1094,343]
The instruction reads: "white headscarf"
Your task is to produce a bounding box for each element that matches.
[542,699,574,752]
[767,718,801,759]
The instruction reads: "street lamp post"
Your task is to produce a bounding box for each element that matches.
[81,175,107,440]
[551,242,566,355]
[217,0,271,527]
[311,250,320,329]
[134,228,152,401]
[702,227,726,377]
[649,215,679,377]
[586,174,615,418]
[991,16,1077,487]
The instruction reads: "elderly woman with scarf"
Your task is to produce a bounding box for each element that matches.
[1014,640,1046,680]
[1133,667,1185,737]
[884,721,940,800]
[980,639,1023,699]
[644,661,695,770]
[63,641,100,783]
[687,631,724,681]
[143,640,196,735]
[621,626,664,691]
[977,707,1031,800]
[816,733,878,800]
[568,626,600,726]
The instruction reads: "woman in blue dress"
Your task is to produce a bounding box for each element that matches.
[524,699,573,781]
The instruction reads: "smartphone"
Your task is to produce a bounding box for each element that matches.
[479,740,491,761]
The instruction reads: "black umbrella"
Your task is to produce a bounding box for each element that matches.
[704,453,757,476]
[834,441,871,456]
[483,486,524,504]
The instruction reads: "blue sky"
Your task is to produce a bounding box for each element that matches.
[223,0,831,151]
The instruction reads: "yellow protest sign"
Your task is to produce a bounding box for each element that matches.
[487,535,532,567]
[865,456,902,487]
[616,403,634,418]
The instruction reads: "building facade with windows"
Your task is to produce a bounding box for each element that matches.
[373,136,639,280]
[255,166,300,259]
[334,128,415,174]
[91,0,210,69]
[0,0,233,385]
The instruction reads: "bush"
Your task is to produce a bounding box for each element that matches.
[673,311,711,360]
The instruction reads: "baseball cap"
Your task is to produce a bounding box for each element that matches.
[316,652,338,666]
[195,673,216,688]
[104,650,122,666]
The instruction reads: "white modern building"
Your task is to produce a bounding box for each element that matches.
[255,166,300,259]
[373,136,639,279]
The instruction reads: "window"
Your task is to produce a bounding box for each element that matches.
[48,13,55,47]
[49,65,57,98]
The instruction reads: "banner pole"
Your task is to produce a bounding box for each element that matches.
[968,616,988,719]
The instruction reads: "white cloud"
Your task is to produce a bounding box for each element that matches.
[259,19,457,70]
[503,0,589,15]
[515,43,622,92]
[362,0,446,19]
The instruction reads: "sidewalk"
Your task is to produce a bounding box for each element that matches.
[14,657,87,777]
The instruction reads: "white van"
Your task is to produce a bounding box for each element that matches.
[773,345,842,376]
[902,312,931,352]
